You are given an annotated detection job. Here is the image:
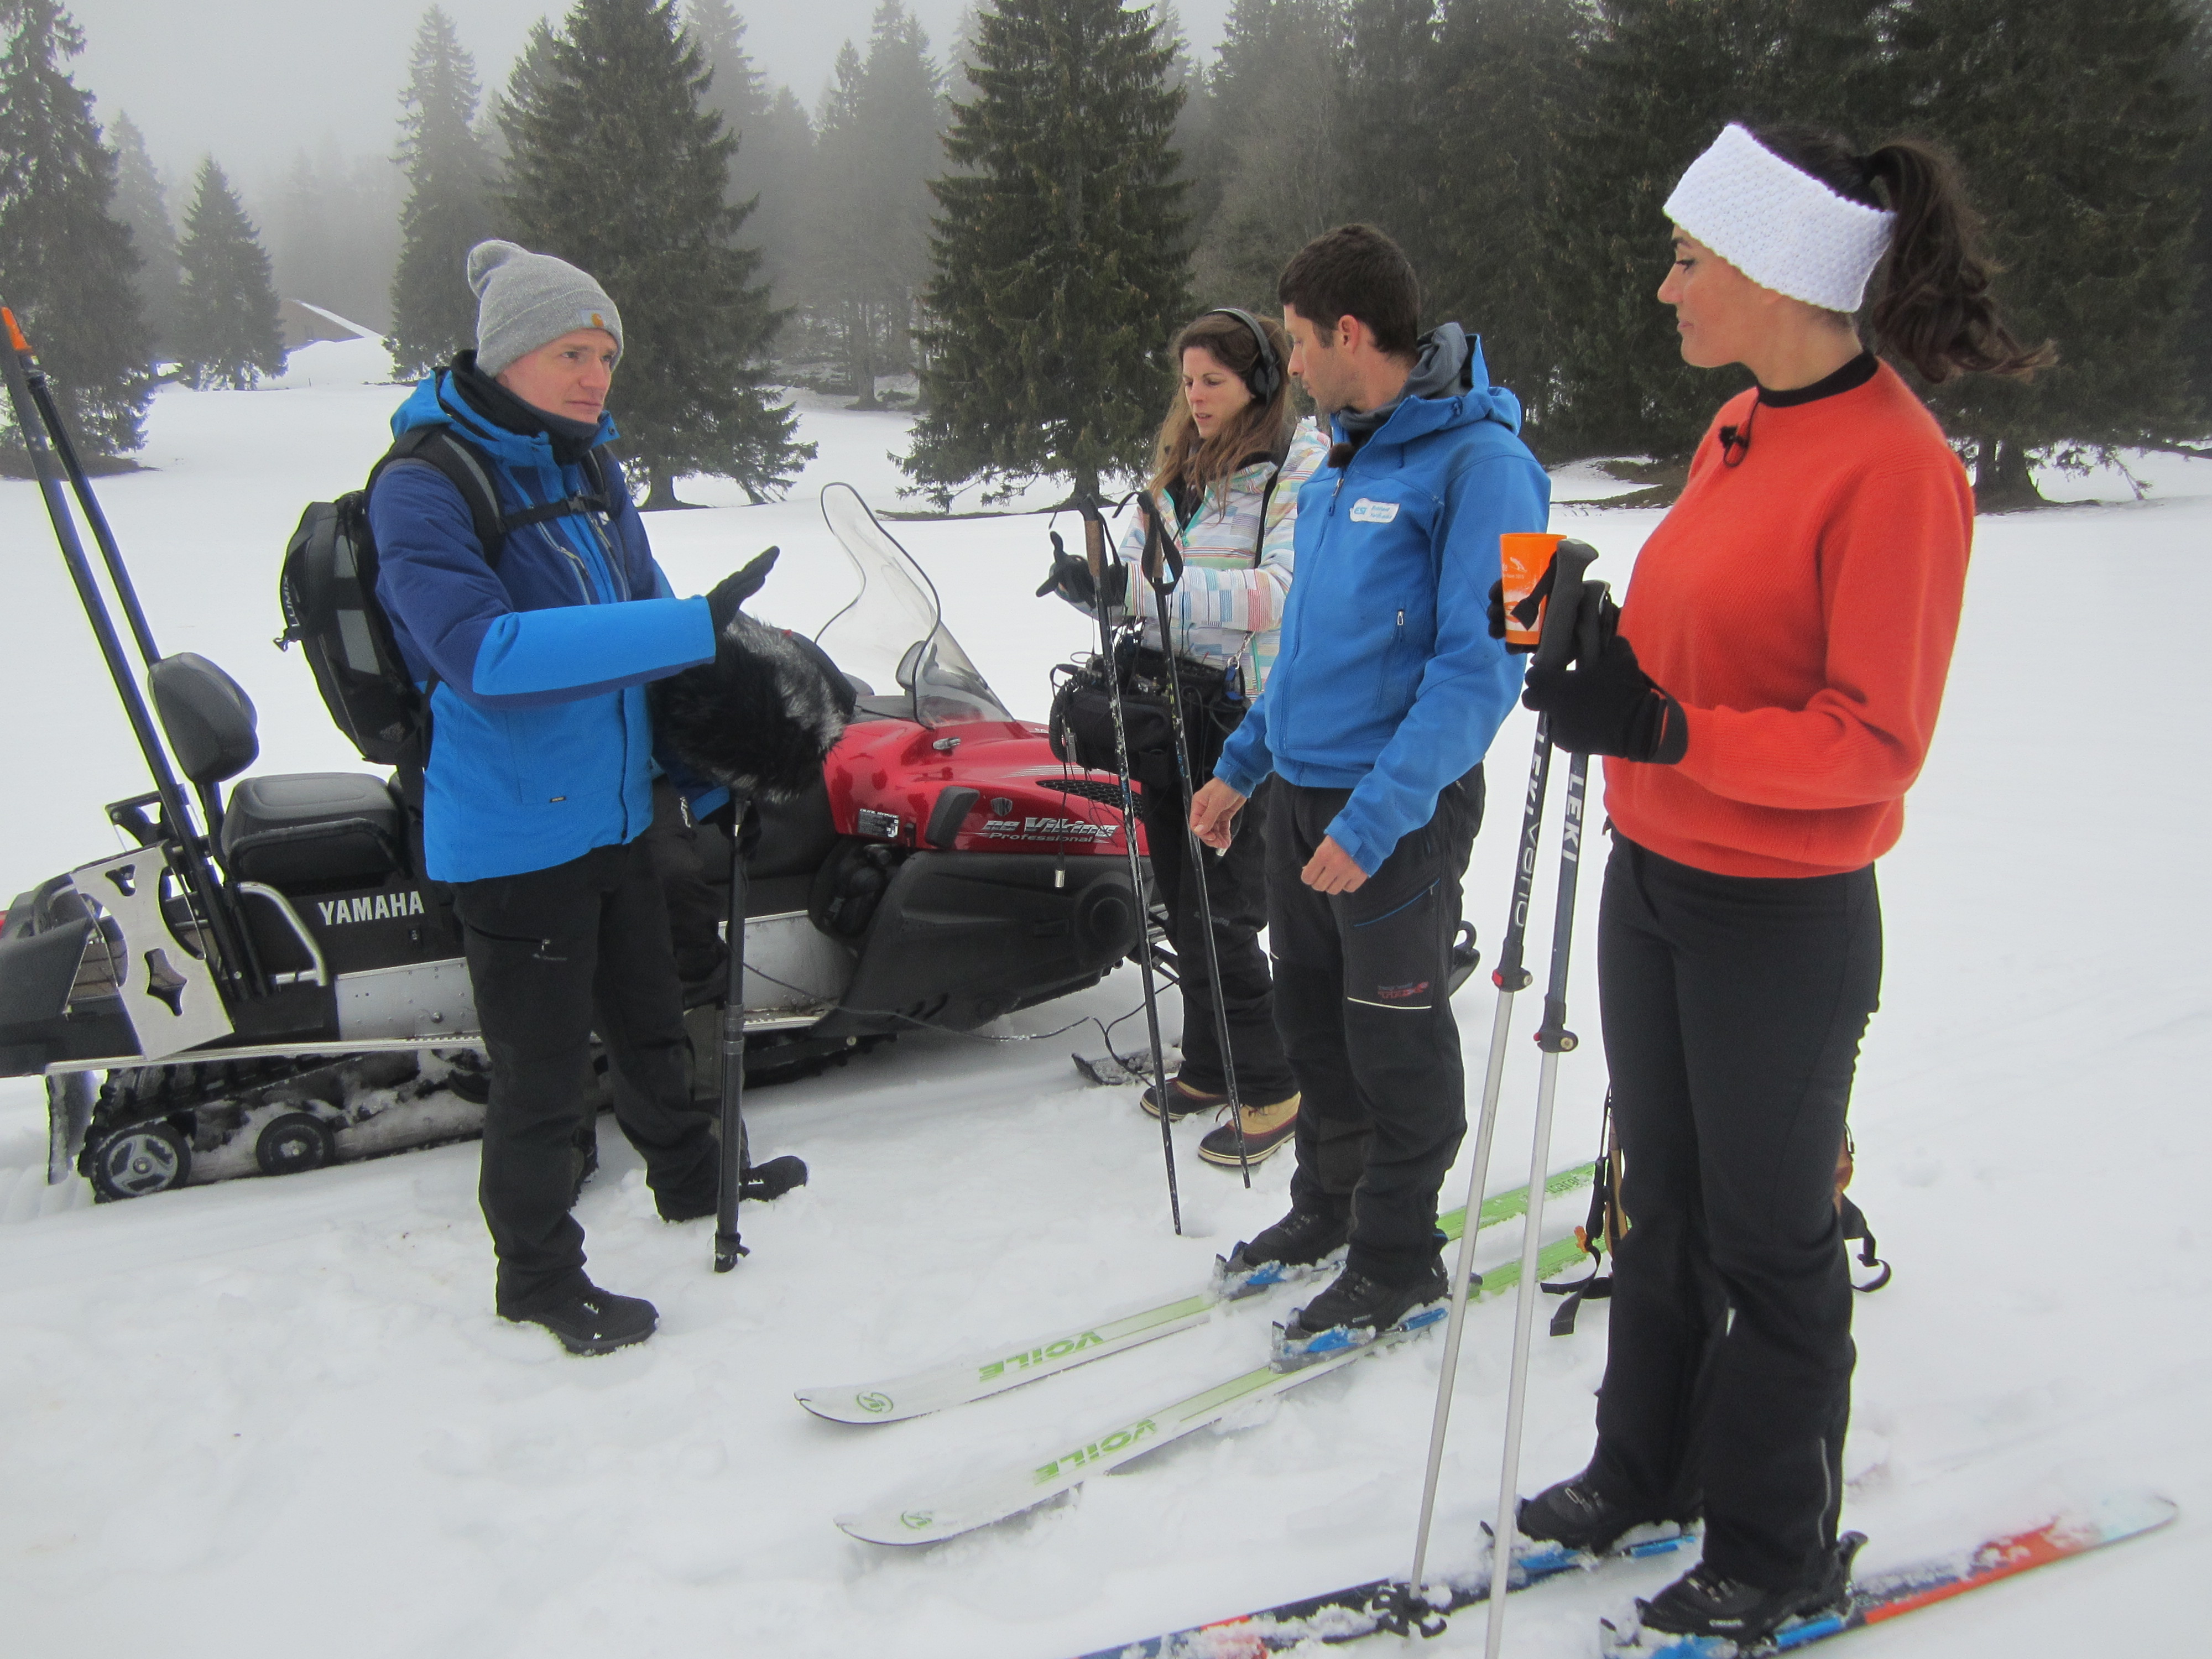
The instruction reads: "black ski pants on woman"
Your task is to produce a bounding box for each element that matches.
[455,838,717,1312]
[1589,835,1881,1592]
[1141,772,1295,1102]
[1269,769,1481,1286]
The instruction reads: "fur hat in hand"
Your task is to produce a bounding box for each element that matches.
[650,613,847,801]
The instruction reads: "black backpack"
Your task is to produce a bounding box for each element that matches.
[278,426,617,768]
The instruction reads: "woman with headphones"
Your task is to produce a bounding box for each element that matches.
[1046,309,1325,1167]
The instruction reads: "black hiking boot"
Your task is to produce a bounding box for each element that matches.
[1285,1256,1452,1342]
[1141,1077,1226,1120]
[1519,1470,1696,1557]
[499,1282,658,1355]
[1636,1535,1863,1644]
[1223,1203,1352,1275]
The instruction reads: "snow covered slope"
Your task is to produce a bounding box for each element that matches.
[0,377,2205,1658]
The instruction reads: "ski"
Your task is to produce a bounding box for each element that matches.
[1601,1492,2177,1657]
[1069,1527,1699,1658]
[795,1163,1595,1425]
[833,1232,1590,1546]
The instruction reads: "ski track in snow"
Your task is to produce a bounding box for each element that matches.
[0,339,2205,1656]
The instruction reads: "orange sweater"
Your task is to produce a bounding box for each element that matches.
[1604,359,1974,879]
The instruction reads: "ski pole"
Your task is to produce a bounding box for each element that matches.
[0,302,253,995]
[1134,492,1251,1185]
[1483,554,1604,1659]
[1073,491,1182,1234]
[9,318,160,666]
[1401,539,1599,1618]
[714,786,756,1272]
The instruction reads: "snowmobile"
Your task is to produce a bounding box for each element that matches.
[0,314,1142,1202]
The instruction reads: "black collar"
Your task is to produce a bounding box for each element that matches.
[1759,351,1879,409]
[450,351,605,466]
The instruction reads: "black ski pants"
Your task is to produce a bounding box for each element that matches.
[1589,835,1881,1591]
[455,838,717,1311]
[1141,774,1295,1102]
[1269,769,1482,1286]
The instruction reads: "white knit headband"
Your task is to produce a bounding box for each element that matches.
[1663,124,1896,313]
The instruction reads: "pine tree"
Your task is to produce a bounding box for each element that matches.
[0,0,152,461]
[1891,0,2203,505]
[1191,0,1348,311]
[174,158,286,390]
[390,6,496,377]
[499,0,810,507]
[264,142,405,333]
[107,111,180,358]
[810,2,942,406]
[1410,0,1588,427]
[1541,0,1885,458]
[907,0,1191,505]
[2183,2,2212,424]
[685,0,814,305]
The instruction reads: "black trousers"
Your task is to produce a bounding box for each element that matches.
[1269,769,1482,1285]
[1589,836,1881,1590]
[455,838,717,1311]
[1141,774,1295,1100]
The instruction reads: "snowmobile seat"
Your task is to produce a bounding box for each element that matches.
[220,773,406,889]
[148,653,260,787]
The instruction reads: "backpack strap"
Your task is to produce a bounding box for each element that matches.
[370,426,616,567]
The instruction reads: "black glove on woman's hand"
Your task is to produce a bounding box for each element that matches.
[1036,532,1127,611]
[1521,630,1689,763]
[708,545,780,632]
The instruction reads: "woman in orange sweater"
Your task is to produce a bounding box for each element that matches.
[1510,123,2049,1645]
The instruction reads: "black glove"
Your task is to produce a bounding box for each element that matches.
[1521,629,1688,763]
[1036,531,1128,611]
[708,545,779,632]
[1486,566,1556,655]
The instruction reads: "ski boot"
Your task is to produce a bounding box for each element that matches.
[1603,1535,1864,1654]
[1502,1471,1702,1591]
[500,1280,658,1356]
[1271,1258,1451,1370]
[1214,1202,1350,1300]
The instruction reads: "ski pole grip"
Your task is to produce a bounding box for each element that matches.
[2,306,28,354]
[1529,539,1600,675]
[1135,492,1184,592]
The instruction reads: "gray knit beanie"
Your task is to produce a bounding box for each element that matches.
[466,240,624,377]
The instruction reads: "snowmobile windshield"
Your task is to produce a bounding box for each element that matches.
[815,483,1013,729]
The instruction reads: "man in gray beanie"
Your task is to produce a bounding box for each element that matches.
[362,242,812,1355]
[466,239,625,379]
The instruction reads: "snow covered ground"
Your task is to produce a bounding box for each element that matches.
[1,340,2206,1656]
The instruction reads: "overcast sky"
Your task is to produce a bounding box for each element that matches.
[67,0,1233,192]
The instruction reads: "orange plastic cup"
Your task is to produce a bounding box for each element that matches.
[1499,531,1564,650]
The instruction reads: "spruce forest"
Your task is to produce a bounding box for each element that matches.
[2,0,2206,508]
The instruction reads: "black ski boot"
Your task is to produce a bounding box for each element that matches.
[500,1281,658,1355]
[1223,1204,1350,1275]
[1282,1256,1451,1345]
[1635,1535,1863,1645]
[1519,1470,1695,1557]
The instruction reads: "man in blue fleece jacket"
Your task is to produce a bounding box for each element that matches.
[1191,225,1548,1341]
[371,241,752,1355]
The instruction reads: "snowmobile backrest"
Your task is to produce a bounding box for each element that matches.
[278,425,616,769]
[147,653,260,788]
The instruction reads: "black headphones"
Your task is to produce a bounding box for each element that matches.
[1199,307,1283,403]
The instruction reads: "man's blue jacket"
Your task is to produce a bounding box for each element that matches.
[1213,331,1548,873]
[368,372,715,884]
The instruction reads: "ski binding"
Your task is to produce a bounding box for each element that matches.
[1271,1298,1450,1371]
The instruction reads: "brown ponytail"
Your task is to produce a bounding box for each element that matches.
[1750,125,2056,384]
